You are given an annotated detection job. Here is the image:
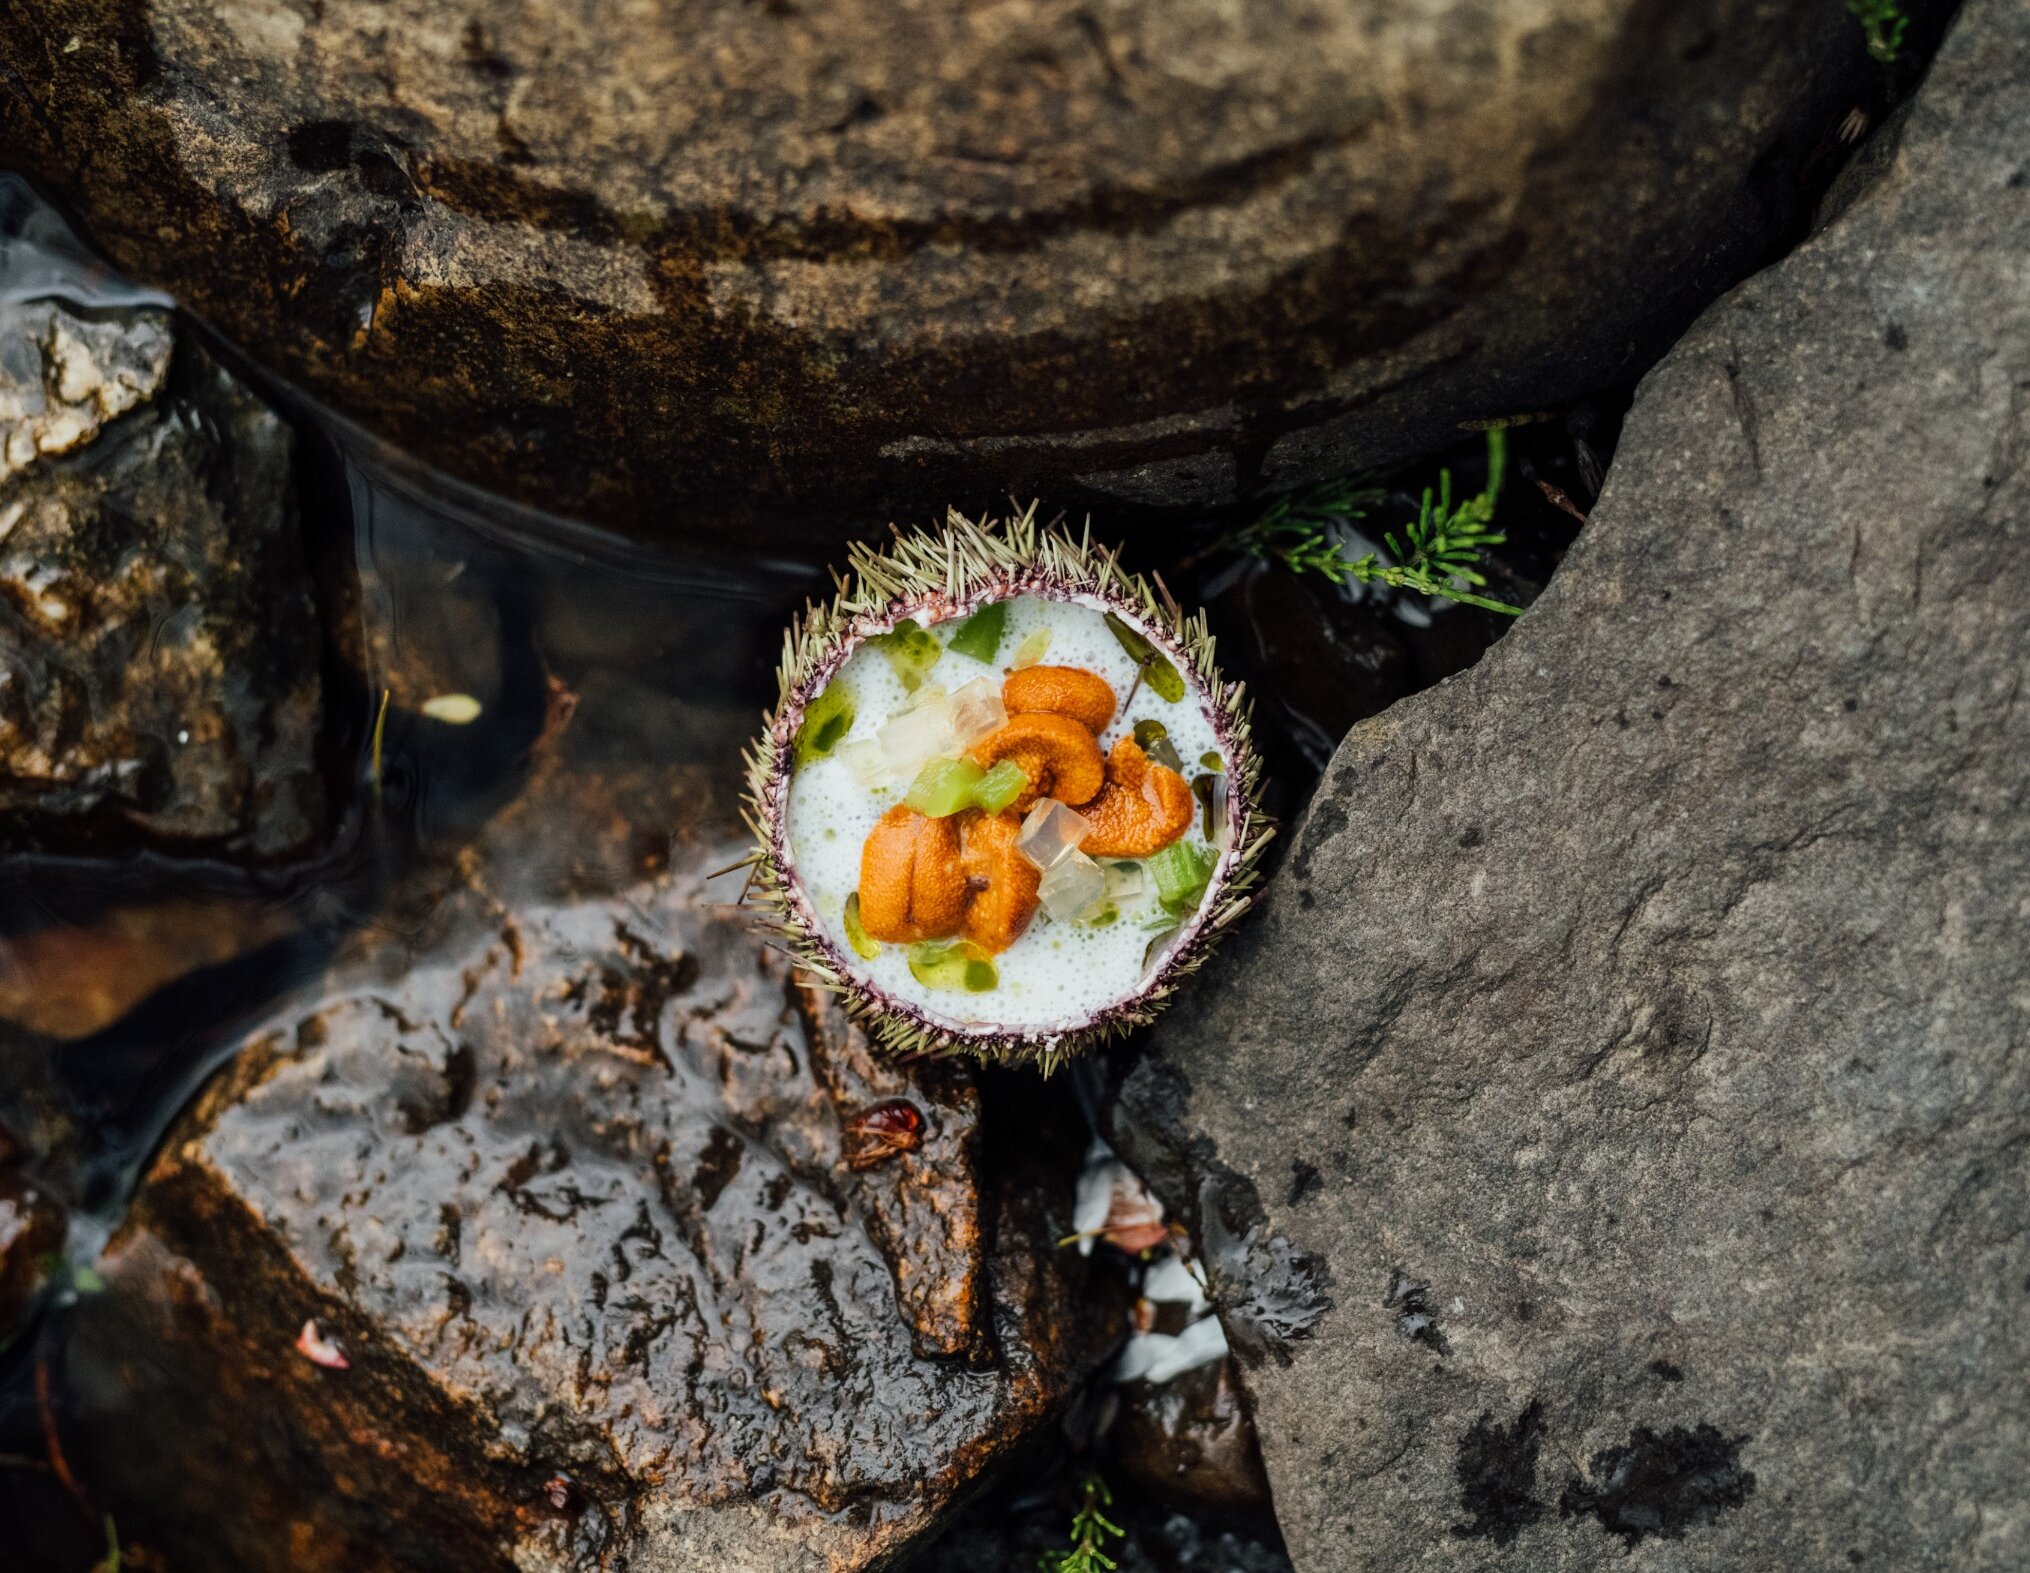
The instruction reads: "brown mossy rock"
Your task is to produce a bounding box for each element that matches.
[1113,0,2030,1566]
[70,830,1106,1572]
[0,297,327,861]
[0,0,1921,537]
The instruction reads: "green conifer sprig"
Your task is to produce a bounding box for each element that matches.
[1037,1474,1126,1573]
[1345,430,1523,615]
[1233,431,1524,615]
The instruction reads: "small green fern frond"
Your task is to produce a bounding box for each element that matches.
[1234,431,1523,614]
[1038,1474,1126,1573]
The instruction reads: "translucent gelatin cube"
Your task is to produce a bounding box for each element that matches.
[1038,850,1108,923]
[1017,798,1094,872]
[839,738,893,789]
[947,676,1007,747]
[1104,861,1146,903]
[878,691,957,773]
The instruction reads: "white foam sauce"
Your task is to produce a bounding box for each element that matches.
[784,594,1224,1034]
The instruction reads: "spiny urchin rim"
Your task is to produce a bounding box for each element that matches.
[740,504,1273,1071]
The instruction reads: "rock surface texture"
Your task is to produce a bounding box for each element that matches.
[0,0,1913,534]
[73,794,1103,1572]
[0,298,327,860]
[1115,2,2030,1567]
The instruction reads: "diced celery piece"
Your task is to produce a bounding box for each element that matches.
[843,893,881,959]
[946,601,1008,663]
[973,758,1028,814]
[871,618,942,691]
[878,691,958,773]
[1104,612,1186,703]
[1017,798,1094,872]
[906,756,985,817]
[908,939,999,993]
[794,679,855,768]
[1009,626,1053,669]
[839,738,893,789]
[1038,850,1108,923]
[1132,718,1184,771]
[947,676,1007,747]
[1148,840,1216,918]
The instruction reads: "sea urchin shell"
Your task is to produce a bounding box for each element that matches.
[742,506,1271,1068]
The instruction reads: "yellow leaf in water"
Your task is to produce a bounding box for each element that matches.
[421,693,483,724]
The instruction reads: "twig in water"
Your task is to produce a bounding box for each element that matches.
[35,1345,86,1510]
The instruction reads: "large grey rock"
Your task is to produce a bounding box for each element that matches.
[0,297,328,861]
[1114,3,2030,1567]
[0,0,1921,538]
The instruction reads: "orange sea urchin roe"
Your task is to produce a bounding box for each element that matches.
[1002,665,1118,736]
[858,806,968,943]
[967,711,1106,813]
[1079,737,1196,859]
[958,810,1042,954]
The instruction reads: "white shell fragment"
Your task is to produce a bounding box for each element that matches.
[1114,1315,1229,1385]
[295,1319,350,1370]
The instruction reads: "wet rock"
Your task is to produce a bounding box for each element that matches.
[1114,2,2030,1567]
[0,1137,65,1345]
[70,821,1103,1572]
[0,301,170,480]
[0,0,1923,535]
[0,899,296,1041]
[0,298,328,861]
[1115,1360,1271,1513]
